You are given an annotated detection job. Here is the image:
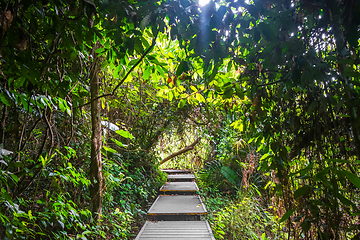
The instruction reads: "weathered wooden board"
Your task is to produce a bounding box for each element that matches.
[160,182,199,195]
[167,173,195,182]
[135,221,215,240]
[161,169,192,174]
[147,195,207,221]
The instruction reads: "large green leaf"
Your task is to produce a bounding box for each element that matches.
[279,207,296,223]
[103,146,117,153]
[339,171,360,189]
[176,61,189,76]
[0,92,11,106]
[220,166,238,186]
[111,138,125,147]
[115,129,134,139]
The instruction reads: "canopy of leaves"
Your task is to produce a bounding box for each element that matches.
[0,0,359,239]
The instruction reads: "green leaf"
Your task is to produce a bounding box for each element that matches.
[339,170,360,189]
[20,95,32,112]
[103,146,117,153]
[111,138,125,147]
[336,192,353,206]
[0,92,11,106]
[190,86,197,92]
[14,77,26,89]
[294,185,310,199]
[220,166,238,186]
[95,48,105,54]
[196,93,206,103]
[313,167,334,181]
[176,61,189,76]
[350,211,360,217]
[301,220,311,232]
[223,87,234,99]
[168,91,174,101]
[10,174,19,183]
[140,13,152,31]
[8,161,23,168]
[178,99,186,108]
[343,66,360,78]
[260,153,271,161]
[134,37,144,54]
[113,65,122,79]
[128,59,139,66]
[258,23,276,42]
[58,98,68,113]
[143,66,151,80]
[214,85,222,93]
[235,84,244,99]
[0,190,11,201]
[115,129,134,139]
[279,207,296,223]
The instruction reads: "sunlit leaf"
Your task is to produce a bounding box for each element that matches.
[111,138,126,147]
[115,129,134,139]
[190,86,197,92]
[103,146,117,153]
[143,66,151,80]
[178,99,186,108]
[196,93,205,102]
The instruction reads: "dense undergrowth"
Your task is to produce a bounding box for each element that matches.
[1,144,166,239]
[200,187,281,240]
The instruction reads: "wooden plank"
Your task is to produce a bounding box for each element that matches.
[167,173,195,182]
[161,169,192,174]
[135,221,216,240]
[160,182,199,195]
[147,195,207,220]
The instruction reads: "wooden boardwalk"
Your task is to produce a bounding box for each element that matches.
[159,182,199,195]
[160,169,192,174]
[135,221,215,240]
[135,169,215,239]
[147,195,207,221]
[167,173,195,182]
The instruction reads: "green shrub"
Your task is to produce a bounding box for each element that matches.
[205,190,281,240]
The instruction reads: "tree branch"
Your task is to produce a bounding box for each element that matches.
[160,137,201,165]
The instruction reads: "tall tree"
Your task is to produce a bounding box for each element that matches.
[89,44,102,220]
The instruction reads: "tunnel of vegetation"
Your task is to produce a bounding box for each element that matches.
[0,0,359,239]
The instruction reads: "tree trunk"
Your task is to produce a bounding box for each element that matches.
[89,46,103,221]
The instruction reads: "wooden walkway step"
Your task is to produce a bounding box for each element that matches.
[147,195,207,221]
[160,182,199,195]
[135,221,215,240]
[167,173,195,182]
[161,169,192,174]
[135,168,215,239]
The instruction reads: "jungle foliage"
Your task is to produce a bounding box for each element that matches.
[0,0,360,239]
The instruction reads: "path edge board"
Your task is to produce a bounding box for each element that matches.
[134,221,149,240]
